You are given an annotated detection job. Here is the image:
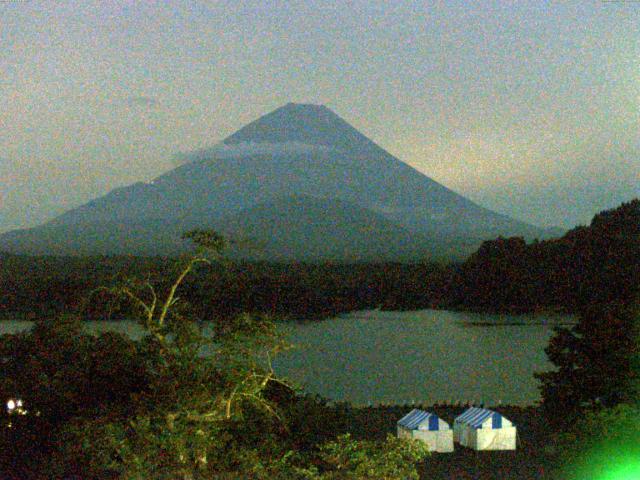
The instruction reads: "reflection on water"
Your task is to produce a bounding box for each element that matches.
[0,309,573,406]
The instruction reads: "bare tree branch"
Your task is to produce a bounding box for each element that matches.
[158,257,210,327]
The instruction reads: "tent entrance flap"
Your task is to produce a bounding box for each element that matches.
[492,413,502,429]
[429,414,439,431]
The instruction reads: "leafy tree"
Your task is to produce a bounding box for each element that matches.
[304,433,430,480]
[450,199,640,313]
[0,314,148,477]
[536,300,640,424]
[56,230,293,479]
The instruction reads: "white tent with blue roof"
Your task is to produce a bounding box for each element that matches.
[397,409,454,452]
[453,407,516,450]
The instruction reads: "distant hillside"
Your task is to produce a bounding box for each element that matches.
[0,103,555,260]
[448,199,640,312]
[218,195,443,262]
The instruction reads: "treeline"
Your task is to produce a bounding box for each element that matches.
[2,199,638,319]
[447,199,640,312]
[0,255,453,321]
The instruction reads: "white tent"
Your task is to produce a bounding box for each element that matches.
[453,407,516,450]
[397,409,454,453]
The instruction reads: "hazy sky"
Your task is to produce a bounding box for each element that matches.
[1,1,639,233]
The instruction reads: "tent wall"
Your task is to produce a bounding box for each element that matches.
[453,408,517,451]
[475,427,516,450]
[454,425,517,451]
[398,426,454,453]
[412,430,454,453]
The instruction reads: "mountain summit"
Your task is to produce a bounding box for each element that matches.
[0,104,554,260]
[222,103,384,156]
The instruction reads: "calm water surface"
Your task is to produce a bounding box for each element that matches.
[274,309,574,406]
[0,310,573,406]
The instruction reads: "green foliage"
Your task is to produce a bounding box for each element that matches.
[0,314,149,477]
[1,253,452,322]
[536,301,640,423]
[63,236,294,478]
[182,229,227,254]
[308,433,430,480]
[453,199,640,312]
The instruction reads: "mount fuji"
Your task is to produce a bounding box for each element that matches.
[0,103,555,260]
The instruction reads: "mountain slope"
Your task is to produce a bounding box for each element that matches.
[217,195,445,261]
[0,103,556,259]
[0,196,453,260]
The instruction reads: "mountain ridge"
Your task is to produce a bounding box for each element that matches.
[0,103,558,260]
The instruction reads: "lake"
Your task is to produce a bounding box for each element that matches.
[274,309,574,406]
[0,309,574,406]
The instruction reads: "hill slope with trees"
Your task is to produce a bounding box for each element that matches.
[445,199,640,313]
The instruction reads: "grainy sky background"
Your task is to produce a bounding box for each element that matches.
[1,0,638,233]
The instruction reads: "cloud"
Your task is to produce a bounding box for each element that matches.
[126,96,160,108]
[171,142,338,166]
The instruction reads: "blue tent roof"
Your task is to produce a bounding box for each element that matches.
[454,407,503,429]
[397,409,441,431]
